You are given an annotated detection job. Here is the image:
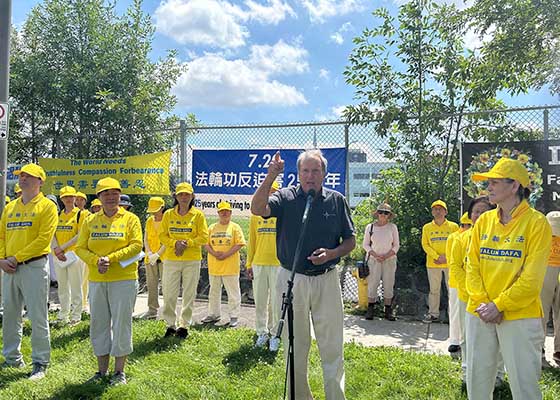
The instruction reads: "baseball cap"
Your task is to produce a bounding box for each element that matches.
[91,199,102,207]
[95,177,121,194]
[472,157,530,188]
[147,196,165,213]
[217,201,232,212]
[14,183,21,194]
[175,182,194,195]
[75,192,87,200]
[59,186,77,198]
[431,200,447,210]
[460,212,472,225]
[14,163,46,181]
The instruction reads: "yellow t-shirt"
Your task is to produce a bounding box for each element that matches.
[466,201,552,320]
[446,229,465,288]
[76,207,143,282]
[207,221,246,276]
[0,193,58,262]
[159,206,209,261]
[548,236,560,267]
[421,219,459,268]
[247,215,280,268]
[55,207,83,251]
[449,229,472,303]
[145,215,165,262]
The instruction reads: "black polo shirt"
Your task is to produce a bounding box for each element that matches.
[268,185,355,275]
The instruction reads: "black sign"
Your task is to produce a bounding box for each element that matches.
[461,140,560,214]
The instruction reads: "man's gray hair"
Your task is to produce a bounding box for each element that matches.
[297,149,328,174]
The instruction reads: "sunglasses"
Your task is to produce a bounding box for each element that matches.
[377,210,391,215]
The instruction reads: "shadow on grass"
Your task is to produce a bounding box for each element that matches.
[222,343,278,375]
[0,370,29,390]
[48,379,110,400]
[50,324,90,349]
[130,334,188,360]
[191,322,231,332]
[493,380,512,400]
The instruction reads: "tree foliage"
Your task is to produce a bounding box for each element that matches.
[9,0,184,162]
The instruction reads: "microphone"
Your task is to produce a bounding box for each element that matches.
[302,189,316,223]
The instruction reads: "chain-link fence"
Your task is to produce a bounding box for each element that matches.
[169,105,560,315]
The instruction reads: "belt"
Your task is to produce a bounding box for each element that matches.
[299,266,336,277]
[18,255,47,266]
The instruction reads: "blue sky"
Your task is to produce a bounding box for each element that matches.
[12,0,559,126]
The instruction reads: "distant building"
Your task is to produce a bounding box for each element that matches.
[347,148,395,208]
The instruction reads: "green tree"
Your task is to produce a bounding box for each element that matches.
[9,0,184,162]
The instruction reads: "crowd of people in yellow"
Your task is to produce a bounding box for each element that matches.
[0,154,559,400]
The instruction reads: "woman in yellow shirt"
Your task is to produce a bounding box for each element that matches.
[466,158,552,400]
[76,177,143,386]
[74,191,91,311]
[52,186,84,325]
[202,201,246,327]
[141,196,166,319]
[159,182,208,339]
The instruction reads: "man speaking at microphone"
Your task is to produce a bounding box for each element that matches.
[251,149,355,400]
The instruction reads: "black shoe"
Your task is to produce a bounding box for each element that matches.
[384,305,396,321]
[164,327,176,338]
[176,327,189,339]
[364,303,375,320]
[448,344,461,353]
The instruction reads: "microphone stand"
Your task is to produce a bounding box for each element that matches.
[275,190,315,400]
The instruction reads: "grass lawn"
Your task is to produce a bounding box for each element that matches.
[1,316,560,399]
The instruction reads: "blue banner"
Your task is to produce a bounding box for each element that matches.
[192,148,347,195]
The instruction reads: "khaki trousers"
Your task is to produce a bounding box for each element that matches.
[162,260,200,329]
[540,266,560,353]
[466,313,542,400]
[208,274,241,319]
[89,280,137,357]
[276,267,345,400]
[448,287,462,346]
[80,257,89,308]
[427,267,449,318]
[54,257,83,322]
[366,257,397,301]
[2,257,51,365]
[146,260,163,314]
[252,265,279,335]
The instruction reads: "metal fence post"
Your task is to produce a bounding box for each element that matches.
[344,124,349,200]
[544,109,549,141]
[0,0,12,216]
[180,119,186,182]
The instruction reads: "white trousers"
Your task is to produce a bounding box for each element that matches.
[252,265,279,335]
[427,267,449,318]
[448,287,462,346]
[276,267,346,400]
[80,257,89,308]
[54,257,83,321]
[208,274,241,319]
[89,280,137,357]
[466,313,543,400]
[162,260,200,329]
[540,266,560,353]
[2,257,51,365]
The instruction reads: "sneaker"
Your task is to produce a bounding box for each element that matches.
[448,344,461,353]
[1,359,26,369]
[29,363,47,381]
[229,317,238,328]
[110,371,127,386]
[201,315,220,324]
[135,310,157,320]
[553,351,560,364]
[176,327,189,339]
[422,314,440,323]
[86,371,108,384]
[269,336,281,352]
[164,327,176,338]
[255,333,269,348]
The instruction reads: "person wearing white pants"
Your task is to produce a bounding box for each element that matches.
[52,186,85,325]
[251,149,356,400]
[203,201,245,327]
[542,211,560,365]
[466,158,552,400]
[247,181,281,350]
[159,182,208,339]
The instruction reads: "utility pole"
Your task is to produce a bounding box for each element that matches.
[0,0,12,216]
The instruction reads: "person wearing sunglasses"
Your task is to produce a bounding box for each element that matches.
[362,203,400,321]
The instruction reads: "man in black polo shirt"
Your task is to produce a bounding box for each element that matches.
[251,149,355,400]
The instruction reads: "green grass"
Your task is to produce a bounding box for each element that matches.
[1,316,559,399]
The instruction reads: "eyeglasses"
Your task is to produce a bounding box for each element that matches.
[377,210,391,215]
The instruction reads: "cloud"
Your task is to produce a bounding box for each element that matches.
[174,40,309,107]
[463,26,494,52]
[330,21,353,45]
[300,0,366,23]
[155,0,295,48]
[315,104,347,120]
[319,68,330,80]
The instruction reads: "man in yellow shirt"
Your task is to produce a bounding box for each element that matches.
[203,201,246,327]
[421,200,459,323]
[247,181,281,350]
[0,163,58,380]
